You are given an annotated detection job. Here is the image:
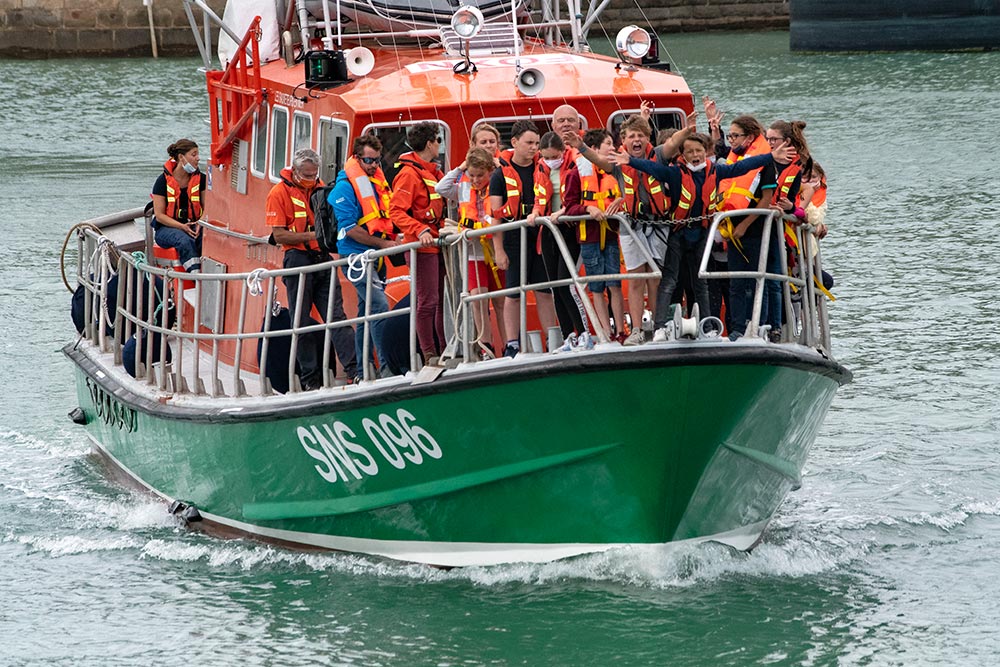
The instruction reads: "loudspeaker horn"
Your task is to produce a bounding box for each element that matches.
[514,67,545,96]
[345,46,375,77]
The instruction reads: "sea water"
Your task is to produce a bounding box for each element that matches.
[1,32,999,666]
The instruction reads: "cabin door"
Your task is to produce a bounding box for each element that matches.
[318,119,350,184]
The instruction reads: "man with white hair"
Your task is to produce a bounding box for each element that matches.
[552,104,585,139]
[266,148,357,390]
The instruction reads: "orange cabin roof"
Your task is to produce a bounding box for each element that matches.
[255,41,692,126]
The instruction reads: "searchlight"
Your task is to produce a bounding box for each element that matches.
[615,26,651,60]
[451,6,485,40]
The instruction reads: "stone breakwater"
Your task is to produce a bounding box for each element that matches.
[0,0,226,57]
[0,0,788,57]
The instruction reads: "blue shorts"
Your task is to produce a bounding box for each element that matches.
[580,241,621,293]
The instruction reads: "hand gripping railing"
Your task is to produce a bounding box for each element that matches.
[698,208,832,352]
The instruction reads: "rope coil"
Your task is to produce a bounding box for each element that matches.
[246,268,266,297]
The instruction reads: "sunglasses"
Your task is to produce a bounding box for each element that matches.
[359,156,382,165]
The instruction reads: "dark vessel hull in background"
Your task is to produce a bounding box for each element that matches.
[791,0,1000,52]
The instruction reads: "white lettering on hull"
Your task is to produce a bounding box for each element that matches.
[297,408,442,484]
[273,92,305,109]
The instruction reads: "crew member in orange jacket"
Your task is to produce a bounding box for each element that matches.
[389,122,447,363]
[266,148,357,389]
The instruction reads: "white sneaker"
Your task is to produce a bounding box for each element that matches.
[556,332,577,352]
[576,332,595,350]
[652,327,669,342]
[623,330,644,347]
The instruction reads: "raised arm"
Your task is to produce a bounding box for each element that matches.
[562,130,614,173]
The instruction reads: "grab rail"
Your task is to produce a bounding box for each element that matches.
[73,212,657,397]
[698,208,832,352]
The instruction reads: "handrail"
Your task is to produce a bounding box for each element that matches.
[196,220,271,246]
[698,208,832,351]
[441,214,660,360]
[72,213,661,398]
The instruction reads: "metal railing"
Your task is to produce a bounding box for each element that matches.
[698,208,832,352]
[72,213,656,398]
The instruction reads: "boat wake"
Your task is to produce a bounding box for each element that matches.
[8,432,997,586]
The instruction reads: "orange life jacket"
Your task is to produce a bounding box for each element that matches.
[575,158,620,248]
[457,174,503,289]
[776,162,803,201]
[718,134,771,211]
[278,168,322,251]
[344,156,394,237]
[673,162,718,226]
[161,159,203,222]
[619,145,669,219]
[395,152,445,223]
[497,151,544,220]
[797,175,827,208]
[457,174,493,230]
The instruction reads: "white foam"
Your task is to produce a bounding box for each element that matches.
[17,533,141,556]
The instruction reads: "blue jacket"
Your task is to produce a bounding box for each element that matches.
[328,170,370,256]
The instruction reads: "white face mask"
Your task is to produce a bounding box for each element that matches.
[181,157,197,174]
[543,157,564,170]
[686,162,706,172]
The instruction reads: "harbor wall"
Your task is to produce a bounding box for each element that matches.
[0,0,227,57]
[0,0,789,57]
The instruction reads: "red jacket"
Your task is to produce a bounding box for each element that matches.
[390,152,445,254]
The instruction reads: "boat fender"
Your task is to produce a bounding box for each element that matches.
[122,330,173,378]
[71,273,119,338]
[67,407,88,425]
[257,307,333,394]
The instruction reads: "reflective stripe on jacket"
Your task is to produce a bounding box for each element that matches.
[718,134,770,211]
[161,159,203,222]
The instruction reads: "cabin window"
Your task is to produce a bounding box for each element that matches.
[361,121,450,188]
[270,106,289,181]
[477,115,588,150]
[318,118,350,184]
[607,108,685,147]
[251,105,268,178]
[292,111,313,153]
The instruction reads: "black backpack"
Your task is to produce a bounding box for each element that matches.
[310,184,339,254]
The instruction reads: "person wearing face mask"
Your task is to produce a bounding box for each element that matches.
[266,148,358,390]
[330,134,398,377]
[150,139,205,273]
[613,132,794,338]
[532,131,586,342]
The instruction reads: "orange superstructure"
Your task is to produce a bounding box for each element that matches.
[197,35,693,371]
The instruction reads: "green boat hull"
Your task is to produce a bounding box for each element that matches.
[68,343,848,566]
